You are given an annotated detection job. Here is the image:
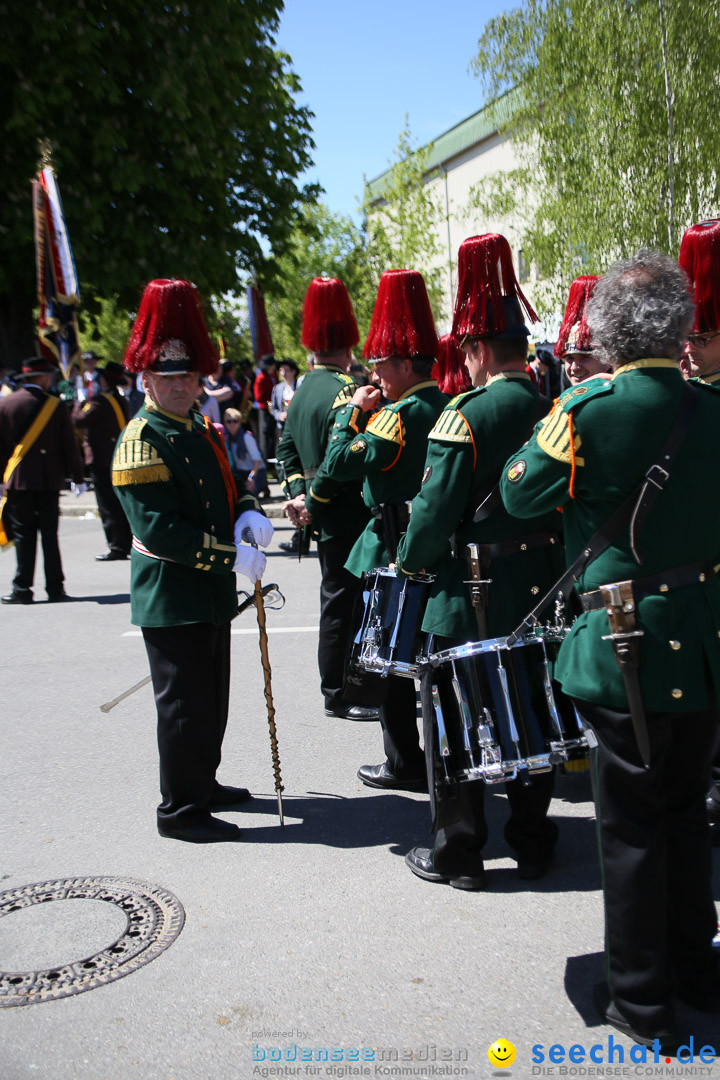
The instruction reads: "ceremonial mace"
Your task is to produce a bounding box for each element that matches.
[243,529,285,826]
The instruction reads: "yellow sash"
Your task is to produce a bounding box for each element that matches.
[102,391,127,433]
[1,396,59,549]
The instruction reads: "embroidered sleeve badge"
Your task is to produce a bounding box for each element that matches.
[506,460,526,483]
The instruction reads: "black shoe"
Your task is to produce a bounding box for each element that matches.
[357,762,427,792]
[1,590,33,605]
[209,783,252,809]
[675,982,720,1012]
[405,847,486,891]
[47,591,69,602]
[96,550,129,562]
[325,703,379,721]
[157,816,242,843]
[594,983,680,1052]
[516,852,555,880]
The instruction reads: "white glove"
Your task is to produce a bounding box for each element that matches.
[71,481,88,497]
[233,544,267,583]
[235,509,274,548]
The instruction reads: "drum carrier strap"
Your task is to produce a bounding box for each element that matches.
[507,380,699,769]
[371,501,411,563]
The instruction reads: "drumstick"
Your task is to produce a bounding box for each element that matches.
[99,675,151,713]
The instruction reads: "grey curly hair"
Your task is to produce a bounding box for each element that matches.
[586,250,694,367]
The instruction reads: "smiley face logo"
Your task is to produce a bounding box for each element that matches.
[488,1039,516,1068]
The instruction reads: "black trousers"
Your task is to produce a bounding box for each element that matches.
[316,535,362,709]
[6,490,63,596]
[256,411,276,477]
[91,464,131,555]
[420,649,557,877]
[379,675,424,776]
[577,698,720,1035]
[142,621,231,828]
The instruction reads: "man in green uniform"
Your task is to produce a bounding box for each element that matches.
[277,276,375,721]
[501,250,720,1050]
[113,279,272,844]
[396,234,563,890]
[679,220,720,837]
[323,269,447,790]
[679,220,720,385]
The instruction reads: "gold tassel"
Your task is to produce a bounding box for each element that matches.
[112,464,171,486]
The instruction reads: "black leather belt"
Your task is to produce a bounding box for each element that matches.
[579,561,715,612]
[455,529,560,562]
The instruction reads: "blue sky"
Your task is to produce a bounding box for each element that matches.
[275,0,518,221]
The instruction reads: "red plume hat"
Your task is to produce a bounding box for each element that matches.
[452,233,537,341]
[679,220,720,333]
[554,275,600,358]
[301,277,359,353]
[436,333,470,396]
[363,269,439,361]
[123,279,218,375]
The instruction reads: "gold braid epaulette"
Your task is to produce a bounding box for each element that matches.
[112,418,171,486]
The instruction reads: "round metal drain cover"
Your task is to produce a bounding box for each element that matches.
[0,876,185,1007]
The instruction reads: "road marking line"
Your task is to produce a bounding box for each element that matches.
[121,626,319,637]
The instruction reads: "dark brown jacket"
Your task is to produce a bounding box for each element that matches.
[0,386,84,491]
[72,390,129,469]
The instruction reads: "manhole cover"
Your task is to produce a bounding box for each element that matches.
[0,876,185,1007]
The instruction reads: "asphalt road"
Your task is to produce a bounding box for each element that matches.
[2,496,720,1080]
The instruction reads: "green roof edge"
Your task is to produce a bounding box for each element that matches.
[365,87,522,204]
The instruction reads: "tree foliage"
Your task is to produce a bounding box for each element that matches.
[471,0,720,303]
[0,0,317,361]
[361,120,449,322]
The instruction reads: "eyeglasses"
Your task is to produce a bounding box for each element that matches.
[688,331,720,348]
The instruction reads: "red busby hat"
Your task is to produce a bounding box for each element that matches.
[301,277,359,353]
[553,275,600,358]
[363,269,439,361]
[123,279,218,375]
[678,220,720,333]
[436,333,471,396]
[451,233,538,342]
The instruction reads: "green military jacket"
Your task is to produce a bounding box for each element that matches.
[112,399,262,628]
[275,363,370,542]
[396,372,562,640]
[500,359,720,711]
[323,380,448,576]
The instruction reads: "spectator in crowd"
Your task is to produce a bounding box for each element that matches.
[270,359,298,450]
[222,407,266,495]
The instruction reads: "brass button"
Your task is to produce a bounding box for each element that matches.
[671,689,683,699]
[531,586,539,595]
[211,525,216,534]
[199,478,203,485]
[196,551,202,558]
[332,435,338,440]
[185,457,190,463]
[224,558,231,565]
[699,572,706,582]
[206,501,210,508]
[520,543,527,551]
[210,555,216,562]
[659,584,669,593]
[670,640,681,650]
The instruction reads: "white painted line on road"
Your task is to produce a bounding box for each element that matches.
[121,626,319,637]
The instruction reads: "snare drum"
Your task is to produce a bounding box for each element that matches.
[342,568,434,705]
[425,629,587,785]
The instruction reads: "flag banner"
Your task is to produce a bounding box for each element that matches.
[33,167,81,377]
[246,285,274,361]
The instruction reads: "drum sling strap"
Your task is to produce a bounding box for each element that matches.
[507,381,699,768]
[371,502,411,563]
[0,394,59,549]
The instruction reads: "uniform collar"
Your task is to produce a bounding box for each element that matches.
[485,371,532,387]
[397,380,438,401]
[313,363,347,373]
[144,396,193,429]
[612,358,680,378]
[700,369,720,384]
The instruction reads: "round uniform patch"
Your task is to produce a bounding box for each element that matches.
[350,439,367,453]
[507,460,526,483]
[422,465,432,484]
[571,386,589,396]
